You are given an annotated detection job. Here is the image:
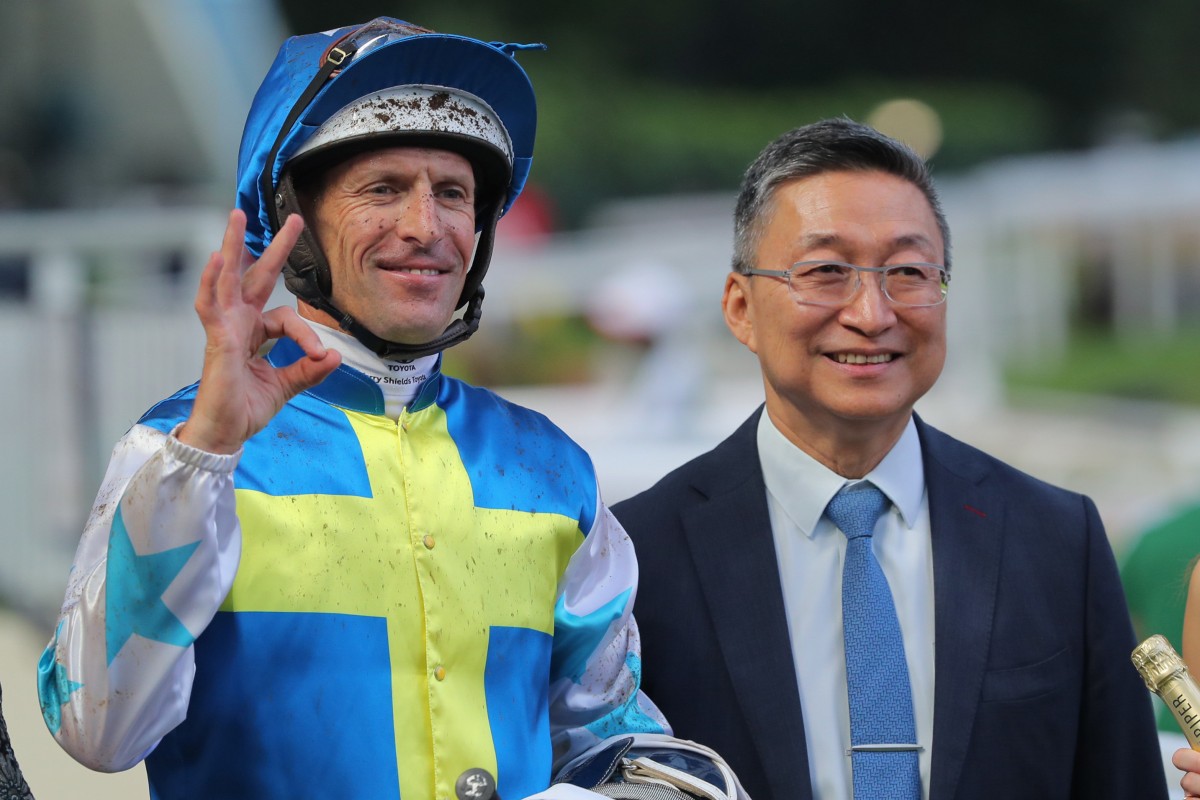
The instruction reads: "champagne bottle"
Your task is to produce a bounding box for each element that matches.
[1131,634,1200,749]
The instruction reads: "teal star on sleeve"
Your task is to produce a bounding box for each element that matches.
[583,653,666,739]
[105,506,202,665]
[550,588,632,684]
[37,623,84,736]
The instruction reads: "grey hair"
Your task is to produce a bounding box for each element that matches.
[731,117,951,274]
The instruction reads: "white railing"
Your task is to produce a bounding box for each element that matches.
[8,139,1200,621]
[0,208,228,619]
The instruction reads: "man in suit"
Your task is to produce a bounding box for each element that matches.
[612,118,1167,800]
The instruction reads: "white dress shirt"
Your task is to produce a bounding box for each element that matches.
[757,412,935,800]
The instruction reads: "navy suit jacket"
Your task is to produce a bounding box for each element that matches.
[613,409,1167,800]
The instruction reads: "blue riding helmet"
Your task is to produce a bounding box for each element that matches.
[234,17,542,359]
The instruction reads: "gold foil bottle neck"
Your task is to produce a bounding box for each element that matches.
[1132,634,1200,749]
[1131,634,1188,693]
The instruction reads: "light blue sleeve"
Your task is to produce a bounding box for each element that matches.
[547,497,671,773]
[37,425,242,772]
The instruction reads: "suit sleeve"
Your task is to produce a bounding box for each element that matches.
[547,499,671,773]
[35,424,242,772]
[1072,495,1169,798]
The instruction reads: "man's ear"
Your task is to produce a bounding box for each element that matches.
[722,272,758,354]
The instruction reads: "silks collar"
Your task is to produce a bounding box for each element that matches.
[266,337,443,414]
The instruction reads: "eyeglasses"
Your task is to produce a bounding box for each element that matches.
[745,261,950,307]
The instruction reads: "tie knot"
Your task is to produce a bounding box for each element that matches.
[826,483,888,540]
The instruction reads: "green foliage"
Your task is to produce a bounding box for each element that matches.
[528,72,1052,226]
[1005,328,1200,406]
[442,314,603,386]
[274,0,1198,227]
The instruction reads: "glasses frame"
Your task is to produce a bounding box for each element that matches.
[745,260,950,308]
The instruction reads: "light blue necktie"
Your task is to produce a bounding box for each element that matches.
[826,483,921,799]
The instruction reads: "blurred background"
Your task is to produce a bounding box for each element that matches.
[3,0,1200,794]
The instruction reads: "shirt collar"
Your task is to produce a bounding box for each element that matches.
[306,320,441,416]
[757,412,926,539]
[266,324,444,415]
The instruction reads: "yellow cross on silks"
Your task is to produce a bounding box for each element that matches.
[221,408,582,799]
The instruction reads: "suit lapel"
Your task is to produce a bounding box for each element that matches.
[681,411,814,800]
[918,418,1004,800]
[674,412,1002,800]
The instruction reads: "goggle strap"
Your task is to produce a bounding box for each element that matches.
[309,287,485,362]
[260,35,362,233]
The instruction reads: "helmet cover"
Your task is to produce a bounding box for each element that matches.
[233,17,541,359]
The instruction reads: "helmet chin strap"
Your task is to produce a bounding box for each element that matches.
[308,287,484,362]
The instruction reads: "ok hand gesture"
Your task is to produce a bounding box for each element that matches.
[177,210,341,454]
